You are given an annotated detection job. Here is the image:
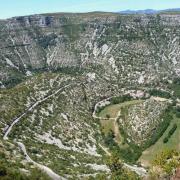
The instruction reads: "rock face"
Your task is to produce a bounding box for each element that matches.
[1,12,180,87]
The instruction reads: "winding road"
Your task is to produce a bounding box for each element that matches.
[3,83,73,140]
[3,83,75,179]
[3,84,147,179]
[17,142,66,180]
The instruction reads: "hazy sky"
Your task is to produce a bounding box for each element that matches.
[1,0,180,19]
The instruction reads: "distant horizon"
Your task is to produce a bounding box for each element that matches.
[1,0,180,19]
[1,8,180,20]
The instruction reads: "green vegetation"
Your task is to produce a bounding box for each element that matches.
[163,137,169,143]
[141,107,173,149]
[2,69,26,88]
[152,150,180,176]
[21,139,104,177]
[98,98,145,163]
[110,95,132,104]
[98,104,120,118]
[1,12,180,179]
[0,162,50,180]
[98,99,143,118]
[101,106,137,162]
[176,106,180,118]
[104,130,116,147]
[120,105,172,162]
[148,89,171,99]
[0,72,109,177]
[169,78,180,98]
[140,114,180,166]
[100,119,122,144]
[38,33,57,49]
[106,153,140,180]
[96,95,135,117]
[163,123,177,143]
[99,97,173,163]
[100,119,114,134]
[0,140,50,180]
[0,73,64,130]
[62,23,86,41]
[54,66,84,75]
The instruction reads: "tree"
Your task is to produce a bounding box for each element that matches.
[106,154,124,176]
[0,164,7,176]
[106,153,140,180]
[163,137,168,143]
[104,130,116,147]
[176,107,180,118]
[106,114,110,119]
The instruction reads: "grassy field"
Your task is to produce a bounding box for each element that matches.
[100,119,122,143]
[139,115,180,167]
[100,119,114,134]
[98,100,143,118]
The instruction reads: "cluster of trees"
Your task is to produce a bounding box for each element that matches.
[142,108,172,149]
[62,23,86,41]
[106,154,140,180]
[54,66,84,75]
[96,95,132,115]
[163,123,177,143]
[176,106,180,118]
[110,95,132,105]
[2,73,25,88]
[173,78,180,85]
[153,149,180,176]
[96,105,106,115]
[0,146,52,179]
[148,89,171,99]
[168,78,180,98]
[38,33,57,49]
[103,129,142,163]
[116,145,142,164]
[0,153,50,180]
[104,130,116,147]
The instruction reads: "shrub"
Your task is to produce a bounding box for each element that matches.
[163,137,168,143]
[31,148,39,154]
[176,111,180,118]
[104,130,116,147]
[168,124,177,137]
[149,89,171,99]
[163,123,177,144]
[176,107,180,118]
[173,78,180,85]
[153,150,180,175]
[0,164,7,176]
[111,95,132,105]
[106,153,140,179]
[106,114,110,118]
